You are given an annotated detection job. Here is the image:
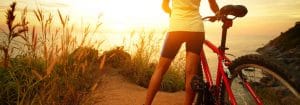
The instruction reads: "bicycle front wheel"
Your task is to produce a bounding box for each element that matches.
[222,54,300,105]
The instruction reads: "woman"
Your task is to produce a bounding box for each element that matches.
[145,0,219,105]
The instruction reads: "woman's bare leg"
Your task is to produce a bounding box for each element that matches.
[184,52,201,105]
[145,57,172,105]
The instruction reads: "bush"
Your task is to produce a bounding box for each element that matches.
[121,61,184,92]
[58,47,102,104]
[0,55,45,104]
[132,67,184,92]
[68,47,100,64]
[0,2,104,104]
[161,69,185,92]
[0,48,103,104]
[100,46,131,68]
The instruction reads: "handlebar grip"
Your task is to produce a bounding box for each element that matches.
[202,16,218,22]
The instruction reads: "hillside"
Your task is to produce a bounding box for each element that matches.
[257,21,300,89]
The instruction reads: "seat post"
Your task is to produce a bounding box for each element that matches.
[219,18,233,54]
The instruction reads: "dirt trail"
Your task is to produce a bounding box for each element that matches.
[92,71,185,105]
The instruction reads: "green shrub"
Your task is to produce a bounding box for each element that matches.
[0,48,102,104]
[100,46,131,68]
[68,47,100,64]
[161,69,185,92]
[0,2,104,104]
[0,55,45,104]
[122,61,184,92]
[55,47,102,104]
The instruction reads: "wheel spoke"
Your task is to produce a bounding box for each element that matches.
[222,54,300,105]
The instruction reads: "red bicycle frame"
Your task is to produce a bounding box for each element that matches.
[200,40,237,105]
[199,18,263,105]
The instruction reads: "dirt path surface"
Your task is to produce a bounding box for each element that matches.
[92,71,185,105]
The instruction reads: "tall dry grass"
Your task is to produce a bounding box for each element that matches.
[0,2,104,104]
[0,2,28,68]
[118,30,185,92]
[0,2,188,105]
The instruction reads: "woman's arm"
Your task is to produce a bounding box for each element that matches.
[162,0,171,14]
[208,0,219,14]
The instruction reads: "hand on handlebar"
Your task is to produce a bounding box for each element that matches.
[202,11,221,22]
[202,15,219,22]
[203,5,248,22]
[215,10,222,18]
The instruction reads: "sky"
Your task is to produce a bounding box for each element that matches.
[0,0,298,76]
[0,0,300,37]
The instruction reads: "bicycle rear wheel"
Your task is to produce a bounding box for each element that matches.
[222,54,300,105]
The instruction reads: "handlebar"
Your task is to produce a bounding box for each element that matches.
[202,16,219,22]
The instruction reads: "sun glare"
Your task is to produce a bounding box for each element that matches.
[64,0,168,31]
[57,0,221,32]
[68,1,103,17]
[58,0,225,46]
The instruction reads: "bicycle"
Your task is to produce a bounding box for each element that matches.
[190,5,300,105]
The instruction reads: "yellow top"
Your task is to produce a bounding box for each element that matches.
[169,0,204,32]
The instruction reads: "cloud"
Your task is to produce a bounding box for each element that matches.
[38,2,68,8]
[18,0,69,8]
[0,0,69,10]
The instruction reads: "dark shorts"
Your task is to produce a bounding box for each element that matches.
[161,31,205,59]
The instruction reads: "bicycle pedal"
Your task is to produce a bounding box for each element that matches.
[191,75,205,91]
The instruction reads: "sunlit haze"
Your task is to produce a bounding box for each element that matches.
[0,0,300,48]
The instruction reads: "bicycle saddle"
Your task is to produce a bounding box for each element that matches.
[220,5,248,18]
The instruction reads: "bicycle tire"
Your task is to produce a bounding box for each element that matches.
[221,54,300,105]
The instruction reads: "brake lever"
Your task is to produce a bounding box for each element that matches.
[202,16,219,22]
